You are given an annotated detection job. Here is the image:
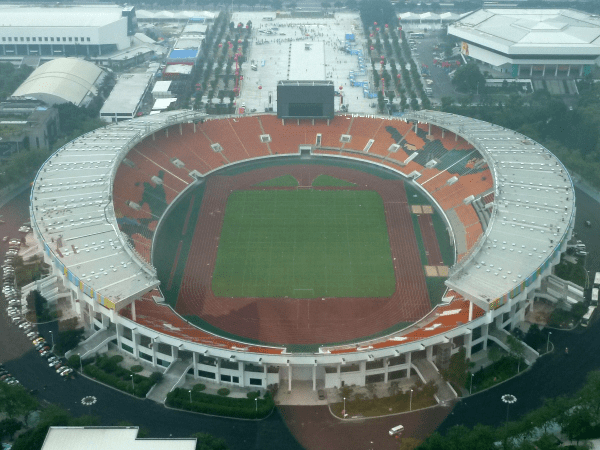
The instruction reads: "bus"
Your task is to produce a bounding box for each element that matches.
[594,272,600,288]
[592,288,599,306]
[582,306,596,327]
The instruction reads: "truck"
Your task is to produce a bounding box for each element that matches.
[594,272,600,288]
[592,288,598,306]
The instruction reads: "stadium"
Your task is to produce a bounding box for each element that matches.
[30,109,575,394]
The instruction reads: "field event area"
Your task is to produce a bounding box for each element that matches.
[212,188,395,299]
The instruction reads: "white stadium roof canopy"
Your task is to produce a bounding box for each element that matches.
[11,58,104,107]
[30,111,575,314]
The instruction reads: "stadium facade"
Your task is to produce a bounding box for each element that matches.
[449,9,600,77]
[30,111,575,392]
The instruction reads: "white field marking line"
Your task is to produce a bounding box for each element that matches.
[420,150,477,186]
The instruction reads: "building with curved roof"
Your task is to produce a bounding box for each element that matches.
[30,111,574,396]
[11,58,105,107]
[449,9,600,77]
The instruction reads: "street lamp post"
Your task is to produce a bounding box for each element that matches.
[189,390,192,403]
[343,397,346,418]
[255,398,258,412]
[410,389,413,411]
[501,394,517,425]
[470,373,474,395]
[546,331,552,353]
[131,374,135,393]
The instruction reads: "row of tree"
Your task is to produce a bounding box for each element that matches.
[418,369,600,449]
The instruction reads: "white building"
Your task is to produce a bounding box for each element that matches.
[449,9,600,77]
[41,427,196,450]
[99,73,153,122]
[0,5,137,58]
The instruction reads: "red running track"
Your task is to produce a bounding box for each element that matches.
[174,165,432,346]
[417,214,444,266]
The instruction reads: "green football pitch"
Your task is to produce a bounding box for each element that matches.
[212,189,396,298]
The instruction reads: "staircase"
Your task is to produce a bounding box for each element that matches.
[411,357,456,403]
[146,359,192,403]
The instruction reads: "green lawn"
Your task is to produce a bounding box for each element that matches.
[212,190,396,298]
[312,174,356,187]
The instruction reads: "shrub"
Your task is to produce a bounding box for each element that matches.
[110,355,124,363]
[149,372,163,384]
[193,383,206,392]
[67,354,81,369]
[166,388,274,419]
[217,388,230,397]
[130,365,143,373]
[247,391,260,400]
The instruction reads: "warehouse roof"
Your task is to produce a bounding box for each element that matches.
[11,58,104,107]
[0,5,125,28]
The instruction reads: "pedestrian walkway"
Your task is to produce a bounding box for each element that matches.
[147,359,192,403]
[411,357,456,403]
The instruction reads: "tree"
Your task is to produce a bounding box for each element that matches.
[192,432,229,450]
[0,383,38,420]
[506,335,526,372]
[0,418,21,440]
[55,328,85,355]
[321,1,331,9]
[399,437,422,450]
[451,64,486,94]
[334,0,344,8]
[442,347,470,389]
[358,0,398,30]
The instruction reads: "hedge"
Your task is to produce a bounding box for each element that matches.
[166,388,274,419]
[83,357,156,397]
[130,365,143,373]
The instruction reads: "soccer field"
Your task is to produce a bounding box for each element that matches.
[212,189,396,298]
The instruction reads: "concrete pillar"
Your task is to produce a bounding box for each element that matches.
[172,346,179,361]
[579,66,584,77]
[179,123,183,135]
[337,364,341,388]
[131,329,139,358]
[360,361,366,386]
[384,358,389,383]
[469,301,473,322]
[151,338,157,367]
[101,313,110,329]
[555,65,558,77]
[165,127,169,138]
[238,361,245,387]
[442,129,445,138]
[482,323,489,350]
[542,65,546,77]
[414,122,418,133]
[115,323,122,348]
[288,365,292,392]
[455,132,458,142]
[192,352,199,379]
[465,332,472,359]
[131,300,136,322]
[406,352,412,378]
[428,123,431,134]
[567,65,571,77]
[426,345,433,362]
[193,122,196,133]
[312,365,316,391]
[216,359,221,385]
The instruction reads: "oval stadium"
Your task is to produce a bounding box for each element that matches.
[30,110,575,395]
